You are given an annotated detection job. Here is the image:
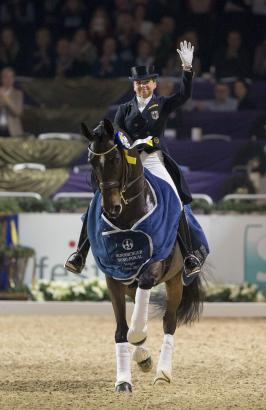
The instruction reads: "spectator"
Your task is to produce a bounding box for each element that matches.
[36,0,61,33]
[55,38,76,77]
[91,37,124,78]
[89,7,111,51]
[253,38,266,80]
[30,28,55,78]
[205,82,237,111]
[10,0,36,30]
[60,0,88,38]
[233,79,256,110]
[157,78,175,97]
[185,0,215,14]
[70,28,97,74]
[251,0,266,40]
[211,30,250,79]
[135,39,154,66]
[0,28,24,74]
[116,12,140,69]
[159,16,176,44]
[193,83,238,111]
[0,67,24,137]
[250,112,266,140]
[133,4,154,40]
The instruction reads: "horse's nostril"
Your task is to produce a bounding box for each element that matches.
[114,205,122,215]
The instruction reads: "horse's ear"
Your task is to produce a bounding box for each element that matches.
[103,118,114,136]
[81,122,93,141]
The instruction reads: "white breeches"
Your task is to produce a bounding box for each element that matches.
[140,150,182,207]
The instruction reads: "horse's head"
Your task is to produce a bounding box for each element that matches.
[82,119,141,219]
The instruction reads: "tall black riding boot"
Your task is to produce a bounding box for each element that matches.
[177,209,201,278]
[64,211,90,274]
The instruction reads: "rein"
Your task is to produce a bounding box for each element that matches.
[88,143,143,205]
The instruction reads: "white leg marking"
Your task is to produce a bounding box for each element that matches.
[154,334,174,384]
[127,287,151,344]
[115,342,131,388]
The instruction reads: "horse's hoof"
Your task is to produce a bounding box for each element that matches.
[127,328,147,345]
[153,370,171,385]
[137,356,153,373]
[115,382,132,393]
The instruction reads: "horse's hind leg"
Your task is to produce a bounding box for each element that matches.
[106,277,132,393]
[154,272,183,385]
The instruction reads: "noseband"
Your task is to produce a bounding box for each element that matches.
[88,143,143,205]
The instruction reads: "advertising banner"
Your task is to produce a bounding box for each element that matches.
[19,213,266,288]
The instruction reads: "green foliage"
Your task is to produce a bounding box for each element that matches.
[31,277,110,302]
[0,197,54,213]
[2,197,265,214]
[53,198,91,213]
[29,279,266,302]
[0,245,35,258]
[203,282,266,302]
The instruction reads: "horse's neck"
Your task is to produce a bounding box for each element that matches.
[113,176,155,230]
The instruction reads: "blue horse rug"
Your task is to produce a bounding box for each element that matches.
[87,169,209,284]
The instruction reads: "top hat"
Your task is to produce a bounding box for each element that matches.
[129,65,159,81]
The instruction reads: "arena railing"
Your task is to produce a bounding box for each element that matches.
[0,191,43,200]
[52,192,94,201]
[222,194,266,202]
[191,194,213,205]
[53,192,213,204]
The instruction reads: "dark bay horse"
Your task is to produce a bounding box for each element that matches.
[82,119,208,393]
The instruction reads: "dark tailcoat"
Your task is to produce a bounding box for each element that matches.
[114,71,193,204]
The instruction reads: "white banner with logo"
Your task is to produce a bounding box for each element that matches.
[19,213,266,288]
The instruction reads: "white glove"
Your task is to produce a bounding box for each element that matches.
[176,40,194,70]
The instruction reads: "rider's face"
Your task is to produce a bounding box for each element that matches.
[133,79,157,99]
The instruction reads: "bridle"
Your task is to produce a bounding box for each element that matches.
[88,143,143,205]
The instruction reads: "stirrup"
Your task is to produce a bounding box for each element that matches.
[64,251,84,274]
[183,254,201,277]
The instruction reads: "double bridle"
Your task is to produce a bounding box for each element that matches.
[88,143,143,205]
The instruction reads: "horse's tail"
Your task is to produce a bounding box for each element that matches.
[176,275,204,326]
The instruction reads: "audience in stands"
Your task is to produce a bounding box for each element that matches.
[91,37,124,78]
[55,38,75,77]
[250,112,266,140]
[211,30,250,80]
[30,28,55,78]
[205,83,237,111]
[135,38,154,67]
[0,28,24,74]
[0,67,24,137]
[233,79,256,110]
[60,0,88,38]
[116,12,140,70]
[0,1,265,81]
[253,38,266,80]
[70,28,97,75]
[186,83,238,112]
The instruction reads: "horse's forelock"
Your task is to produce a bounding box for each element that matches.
[93,121,114,144]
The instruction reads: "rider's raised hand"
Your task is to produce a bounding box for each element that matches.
[176,40,194,71]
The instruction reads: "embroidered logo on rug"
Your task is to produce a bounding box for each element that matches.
[122,238,134,251]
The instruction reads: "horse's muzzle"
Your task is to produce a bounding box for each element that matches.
[104,204,122,219]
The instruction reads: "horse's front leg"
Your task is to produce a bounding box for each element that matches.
[154,272,183,385]
[127,261,162,345]
[125,286,153,372]
[106,276,132,393]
